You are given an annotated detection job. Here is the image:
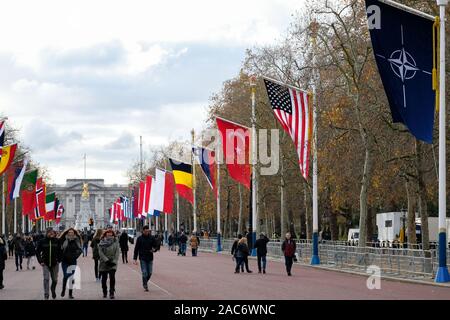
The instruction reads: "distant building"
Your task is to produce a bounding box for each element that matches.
[48,179,129,229]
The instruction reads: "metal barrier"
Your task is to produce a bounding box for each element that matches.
[197,238,450,280]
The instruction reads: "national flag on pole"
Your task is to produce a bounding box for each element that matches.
[7,158,28,204]
[21,169,38,216]
[216,117,251,189]
[133,185,139,218]
[0,121,5,149]
[169,158,194,205]
[263,78,312,179]
[0,144,18,175]
[192,146,217,198]
[365,0,436,143]
[55,199,64,223]
[45,192,56,221]
[148,168,174,215]
[138,181,145,218]
[34,178,46,220]
[143,176,152,216]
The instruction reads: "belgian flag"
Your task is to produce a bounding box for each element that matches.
[169,158,193,205]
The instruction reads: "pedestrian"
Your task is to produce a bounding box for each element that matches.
[235,237,252,274]
[24,236,37,270]
[59,228,83,299]
[178,232,188,256]
[7,234,14,257]
[98,229,120,299]
[119,231,129,264]
[231,234,244,272]
[0,237,7,289]
[168,232,175,251]
[189,233,199,257]
[281,232,296,276]
[133,225,158,292]
[13,234,25,271]
[82,232,90,257]
[254,232,270,274]
[36,228,62,299]
[91,229,103,281]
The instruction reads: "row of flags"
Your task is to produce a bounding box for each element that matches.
[0,120,65,224]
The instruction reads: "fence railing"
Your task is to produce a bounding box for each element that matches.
[196,238,450,280]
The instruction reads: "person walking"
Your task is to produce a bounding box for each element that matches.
[98,229,120,299]
[281,232,296,276]
[234,237,251,274]
[119,231,129,264]
[81,232,90,257]
[91,229,103,281]
[133,225,158,292]
[13,234,25,271]
[178,232,188,256]
[0,237,7,289]
[189,233,199,257]
[59,228,83,299]
[254,232,270,274]
[168,232,175,251]
[231,234,244,272]
[36,228,62,299]
[24,236,37,270]
[7,235,14,257]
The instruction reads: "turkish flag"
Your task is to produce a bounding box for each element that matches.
[216,117,251,189]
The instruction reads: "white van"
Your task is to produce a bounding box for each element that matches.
[348,228,360,245]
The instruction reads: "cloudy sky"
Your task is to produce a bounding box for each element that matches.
[0,0,303,185]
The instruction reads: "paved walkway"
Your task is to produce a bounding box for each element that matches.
[1,245,450,300]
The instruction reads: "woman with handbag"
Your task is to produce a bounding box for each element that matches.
[59,228,83,299]
[98,229,120,299]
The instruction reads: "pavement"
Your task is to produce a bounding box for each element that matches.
[1,244,450,300]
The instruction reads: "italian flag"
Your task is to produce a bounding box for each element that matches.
[45,192,56,221]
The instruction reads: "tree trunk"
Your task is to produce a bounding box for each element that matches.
[280,174,286,239]
[330,212,338,240]
[225,186,231,238]
[366,207,373,243]
[405,180,417,246]
[304,183,311,240]
[415,140,430,252]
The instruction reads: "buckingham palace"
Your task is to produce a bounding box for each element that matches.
[47,179,129,229]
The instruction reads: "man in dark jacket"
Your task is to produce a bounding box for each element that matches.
[254,233,270,274]
[0,237,7,289]
[178,232,188,256]
[13,234,25,271]
[133,225,158,292]
[36,228,62,299]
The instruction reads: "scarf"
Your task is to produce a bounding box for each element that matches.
[99,237,114,248]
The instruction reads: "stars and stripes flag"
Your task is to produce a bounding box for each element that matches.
[263,77,313,179]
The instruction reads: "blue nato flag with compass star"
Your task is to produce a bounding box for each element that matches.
[366,0,436,143]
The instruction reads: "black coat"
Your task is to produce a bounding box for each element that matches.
[61,238,82,265]
[36,237,62,267]
[236,243,250,258]
[179,234,188,244]
[254,236,270,256]
[133,234,158,262]
[0,244,7,270]
[119,233,129,251]
[231,240,239,256]
[13,237,25,254]
[24,241,36,257]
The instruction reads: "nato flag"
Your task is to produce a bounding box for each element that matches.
[366,0,436,143]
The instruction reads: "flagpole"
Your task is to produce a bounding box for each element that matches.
[2,177,5,236]
[250,76,257,257]
[22,211,24,233]
[176,193,180,232]
[216,138,222,252]
[436,0,450,283]
[310,20,320,265]
[191,129,197,234]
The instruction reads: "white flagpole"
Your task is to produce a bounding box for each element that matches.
[250,76,258,257]
[192,129,197,234]
[216,138,222,252]
[176,193,180,231]
[13,197,17,234]
[311,20,320,265]
[436,0,450,283]
[22,210,25,233]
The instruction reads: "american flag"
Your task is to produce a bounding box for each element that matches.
[263,78,313,179]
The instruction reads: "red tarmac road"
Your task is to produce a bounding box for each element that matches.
[1,245,449,300]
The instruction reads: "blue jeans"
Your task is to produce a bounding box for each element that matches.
[61,261,77,291]
[180,243,186,255]
[140,260,153,287]
[82,244,88,257]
